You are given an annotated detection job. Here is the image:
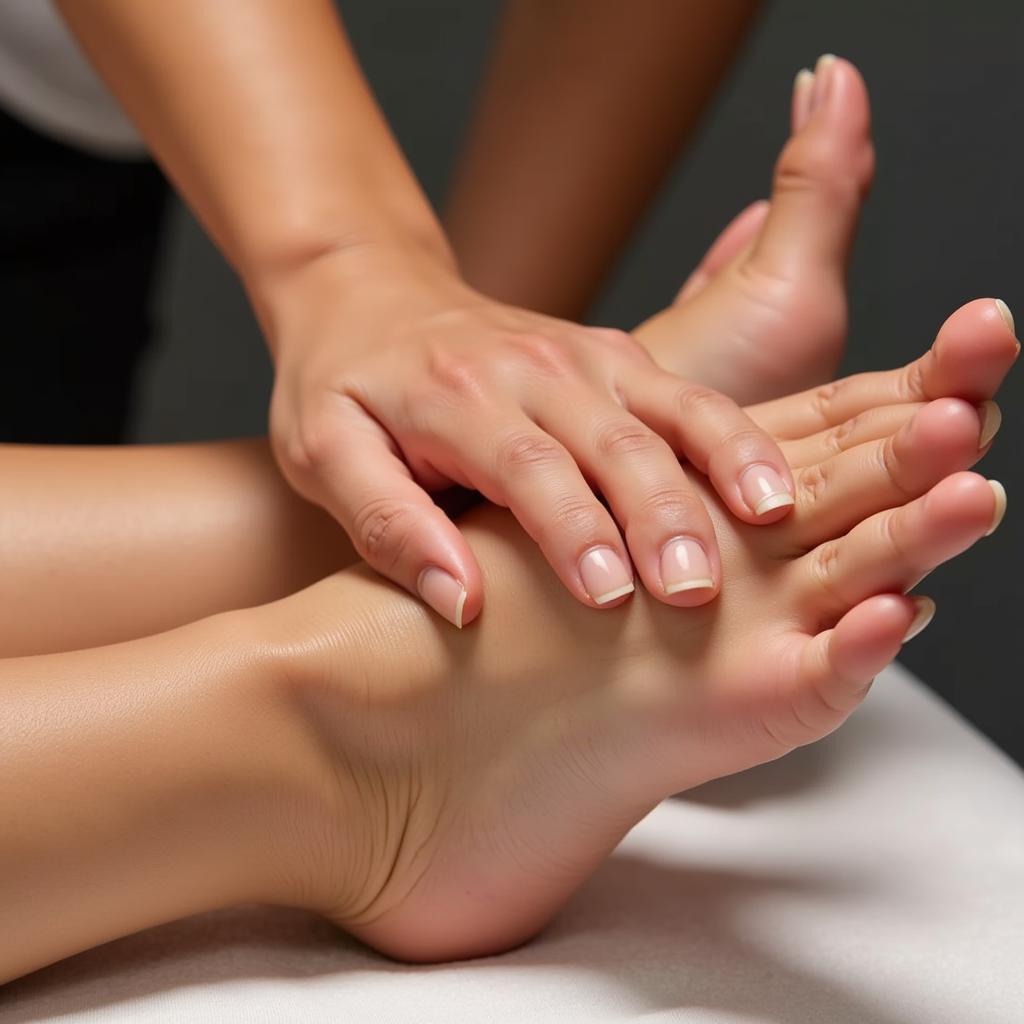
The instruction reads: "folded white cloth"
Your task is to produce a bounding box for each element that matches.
[3,663,1022,1023]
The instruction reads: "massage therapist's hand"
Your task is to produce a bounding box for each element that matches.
[263,244,796,627]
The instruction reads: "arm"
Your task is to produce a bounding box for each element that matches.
[445,0,762,319]
[56,0,794,627]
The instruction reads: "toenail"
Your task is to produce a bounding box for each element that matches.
[985,480,1007,536]
[977,401,1002,449]
[995,299,1015,336]
[903,596,936,643]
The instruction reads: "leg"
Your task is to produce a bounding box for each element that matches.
[1,299,1015,657]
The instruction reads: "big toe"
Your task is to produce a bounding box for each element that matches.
[750,56,875,280]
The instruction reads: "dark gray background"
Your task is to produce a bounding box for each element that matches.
[131,0,1023,763]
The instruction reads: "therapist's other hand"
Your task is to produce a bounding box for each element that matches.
[264,248,794,627]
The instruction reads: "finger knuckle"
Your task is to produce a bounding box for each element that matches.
[494,429,567,476]
[546,494,605,542]
[352,497,419,569]
[427,350,490,402]
[507,332,576,378]
[593,417,662,459]
[673,381,730,418]
[634,487,704,526]
[290,417,337,472]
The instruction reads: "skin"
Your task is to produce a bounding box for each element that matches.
[55,0,792,625]
[445,0,762,320]
[0,312,1011,977]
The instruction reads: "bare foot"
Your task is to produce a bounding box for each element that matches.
[266,301,1015,963]
[640,56,875,403]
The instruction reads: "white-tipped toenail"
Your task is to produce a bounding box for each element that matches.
[985,480,1007,536]
[977,401,1002,449]
[903,596,936,643]
[815,53,837,74]
[995,299,1015,336]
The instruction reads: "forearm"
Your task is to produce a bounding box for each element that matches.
[445,0,762,319]
[56,0,452,298]
[0,612,330,983]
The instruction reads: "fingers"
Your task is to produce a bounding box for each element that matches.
[623,371,796,525]
[282,398,483,628]
[794,471,1005,616]
[750,55,874,281]
[750,298,1020,439]
[534,398,721,606]
[419,408,643,609]
[674,200,769,305]
[786,398,988,550]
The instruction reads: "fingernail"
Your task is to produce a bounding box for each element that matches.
[903,596,936,643]
[740,463,795,517]
[985,479,1007,536]
[810,53,837,111]
[417,566,467,628]
[977,400,1002,449]
[579,546,635,605]
[995,298,1015,336]
[660,537,715,595]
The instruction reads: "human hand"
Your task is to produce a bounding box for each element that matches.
[263,246,795,627]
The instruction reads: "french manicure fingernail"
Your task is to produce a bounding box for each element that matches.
[579,546,634,605]
[995,298,1015,336]
[977,400,1002,449]
[417,566,467,628]
[903,596,936,643]
[740,463,795,517]
[660,537,715,595]
[985,479,1007,536]
[810,53,837,111]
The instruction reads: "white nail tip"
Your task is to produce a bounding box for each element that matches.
[986,480,1007,537]
[995,298,1015,336]
[978,401,1002,449]
[594,582,636,605]
[794,68,814,90]
[903,597,936,643]
[816,53,837,73]
[664,577,715,595]
[453,586,467,629]
[754,492,796,516]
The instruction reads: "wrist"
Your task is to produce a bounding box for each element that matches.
[245,221,462,352]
